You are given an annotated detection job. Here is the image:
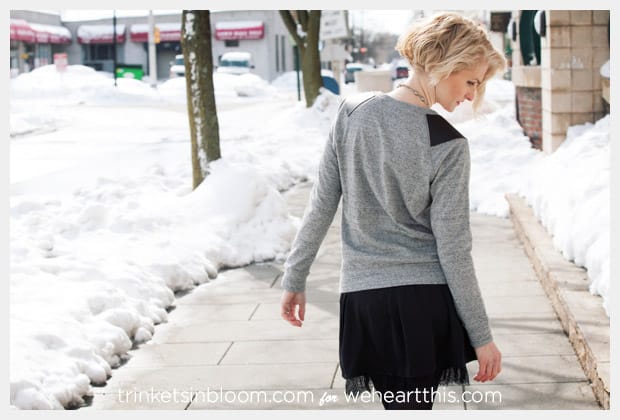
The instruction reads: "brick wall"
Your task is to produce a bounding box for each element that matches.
[516,86,542,150]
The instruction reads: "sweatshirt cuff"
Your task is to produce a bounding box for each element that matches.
[280,269,307,293]
[469,331,493,349]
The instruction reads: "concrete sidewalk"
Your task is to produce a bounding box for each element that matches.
[83,182,603,410]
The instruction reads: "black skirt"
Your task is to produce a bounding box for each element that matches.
[339,284,477,394]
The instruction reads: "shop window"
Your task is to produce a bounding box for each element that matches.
[35,44,51,67]
[85,44,114,61]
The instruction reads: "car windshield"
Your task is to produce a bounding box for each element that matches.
[174,57,183,66]
[221,60,249,67]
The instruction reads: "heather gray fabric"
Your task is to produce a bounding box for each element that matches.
[281,92,492,348]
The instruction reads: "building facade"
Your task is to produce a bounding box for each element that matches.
[510,10,610,153]
[10,10,72,75]
[10,10,296,82]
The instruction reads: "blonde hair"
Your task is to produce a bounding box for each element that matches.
[396,12,506,110]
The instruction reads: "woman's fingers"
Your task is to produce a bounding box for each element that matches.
[280,300,290,316]
[298,302,305,321]
[280,291,306,327]
[474,342,502,382]
[474,361,489,382]
[475,356,501,382]
[281,302,302,327]
[489,356,502,381]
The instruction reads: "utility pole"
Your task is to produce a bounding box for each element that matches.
[360,11,364,63]
[148,10,157,87]
[113,10,117,87]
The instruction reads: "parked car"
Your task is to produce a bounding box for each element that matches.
[392,59,409,80]
[169,54,184,78]
[344,62,371,84]
[216,52,254,75]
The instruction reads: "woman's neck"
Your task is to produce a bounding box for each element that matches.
[389,72,435,108]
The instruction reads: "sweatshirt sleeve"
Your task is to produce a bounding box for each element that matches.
[280,121,343,293]
[430,137,493,348]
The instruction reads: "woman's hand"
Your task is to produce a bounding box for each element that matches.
[473,341,502,382]
[280,290,306,327]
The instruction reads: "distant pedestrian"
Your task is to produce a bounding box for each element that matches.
[280,12,506,410]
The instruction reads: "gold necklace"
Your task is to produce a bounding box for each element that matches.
[397,83,427,104]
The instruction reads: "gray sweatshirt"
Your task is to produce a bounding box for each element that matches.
[281,92,492,348]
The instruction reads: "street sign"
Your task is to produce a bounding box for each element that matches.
[320,10,349,40]
[54,53,67,72]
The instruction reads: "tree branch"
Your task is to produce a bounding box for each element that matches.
[297,10,308,31]
[279,10,303,49]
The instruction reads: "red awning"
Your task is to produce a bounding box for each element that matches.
[77,24,126,44]
[130,23,181,43]
[10,19,36,43]
[30,23,72,44]
[214,21,264,41]
[10,19,71,44]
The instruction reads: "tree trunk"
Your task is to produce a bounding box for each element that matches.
[181,10,221,189]
[279,10,323,107]
[301,11,323,108]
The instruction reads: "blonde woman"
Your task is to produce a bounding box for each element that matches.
[280,12,506,410]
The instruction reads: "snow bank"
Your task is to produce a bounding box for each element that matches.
[519,116,610,314]
[9,84,339,408]
[10,158,298,408]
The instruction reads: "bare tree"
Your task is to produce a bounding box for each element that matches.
[279,10,323,107]
[363,31,401,65]
[181,10,221,189]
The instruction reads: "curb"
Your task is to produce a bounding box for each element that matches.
[505,193,610,409]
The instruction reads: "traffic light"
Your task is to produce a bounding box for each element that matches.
[154,27,160,44]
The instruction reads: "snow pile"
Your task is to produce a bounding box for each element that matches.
[10,159,298,408]
[9,84,339,409]
[225,73,277,97]
[443,79,610,315]
[435,78,515,124]
[9,64,277,112]
[218,88,341,191]
[457,105,543,217]
[9,65,158,107]
[457,105,610,315]
[520,116,610,314]
[271,71,300,91]
[156,76,187,105]
[158,72,278,103]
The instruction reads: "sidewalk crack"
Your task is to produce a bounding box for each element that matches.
[248,303,260,320]
[217,342,234,365]
[184,392,196,410]
[270,273,282,288]
[330,363,339,389]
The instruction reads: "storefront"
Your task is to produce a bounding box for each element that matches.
[10,18,71,75]
[77,24,126,73]
[123,11,294,82]
[209,13,292,81]
[10,10,295,82]
[130,23,182,79]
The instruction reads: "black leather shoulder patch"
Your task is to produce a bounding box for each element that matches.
[426,114,466,147]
